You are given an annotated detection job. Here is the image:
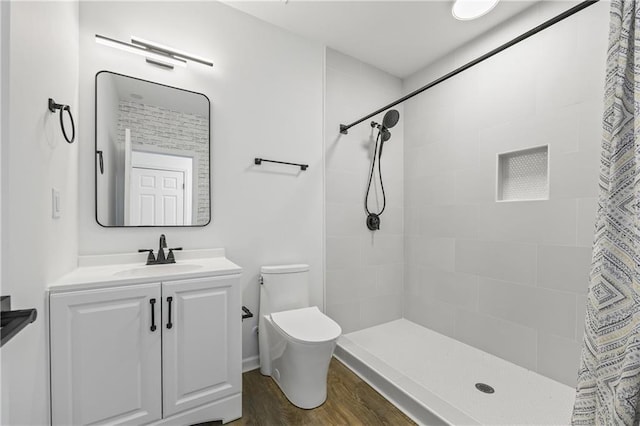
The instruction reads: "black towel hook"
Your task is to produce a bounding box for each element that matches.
[48,98,75,144]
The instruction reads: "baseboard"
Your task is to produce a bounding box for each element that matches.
[242,355,260,373]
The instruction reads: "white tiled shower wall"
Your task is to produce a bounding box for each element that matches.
[403,1,609,386]
[325,48,404,333]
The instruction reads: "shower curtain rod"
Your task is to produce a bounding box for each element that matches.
[339,0,600,135]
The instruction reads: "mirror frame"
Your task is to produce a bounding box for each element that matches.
[94,70,211,228]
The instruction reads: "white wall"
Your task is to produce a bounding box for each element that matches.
[324,48,404,333]
[403,1,608,386]
[0,2,79,424]
[79,1,325,366]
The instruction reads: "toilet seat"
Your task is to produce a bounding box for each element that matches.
[271,306,342,344]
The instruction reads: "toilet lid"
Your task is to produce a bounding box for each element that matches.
[271,306,342,343]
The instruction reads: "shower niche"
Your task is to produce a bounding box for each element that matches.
[496,145,549,202]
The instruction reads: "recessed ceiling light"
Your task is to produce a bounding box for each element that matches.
[452,0,500,21]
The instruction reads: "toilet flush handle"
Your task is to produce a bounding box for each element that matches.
[242,306,254,320]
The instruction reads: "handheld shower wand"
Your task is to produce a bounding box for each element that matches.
[370,109,398,158]
[365,109,400,231]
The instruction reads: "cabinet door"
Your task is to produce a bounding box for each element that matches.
[162,275,241,417]
[50,284,162,425]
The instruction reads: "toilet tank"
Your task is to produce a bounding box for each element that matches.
[260,264,310,316]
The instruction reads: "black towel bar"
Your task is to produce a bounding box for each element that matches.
[254,158,308,171]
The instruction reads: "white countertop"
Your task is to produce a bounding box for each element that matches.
[49,249,242,293]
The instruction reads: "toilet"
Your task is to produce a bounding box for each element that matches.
[258,264,342,409]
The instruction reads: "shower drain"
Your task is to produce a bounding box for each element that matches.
[475,383,495,394]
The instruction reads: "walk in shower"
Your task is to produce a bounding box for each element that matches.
[325,0,608,423]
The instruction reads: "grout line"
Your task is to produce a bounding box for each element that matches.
[533,243,539,287]
[575,198,579,247]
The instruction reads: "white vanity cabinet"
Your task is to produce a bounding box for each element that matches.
[48,251,242,426]
[162,276,241,417]
[50,283,163,425]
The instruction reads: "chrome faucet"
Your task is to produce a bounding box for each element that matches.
[138,234,183,265]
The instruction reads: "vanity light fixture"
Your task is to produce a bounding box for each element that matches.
[452,0,500,20]
[95,34,213,69]
[131,36,214,67]
[96,34,186,69]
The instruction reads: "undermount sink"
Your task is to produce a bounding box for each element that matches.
[114,263,204,278]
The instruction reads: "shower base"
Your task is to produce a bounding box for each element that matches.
[335,319,574,425]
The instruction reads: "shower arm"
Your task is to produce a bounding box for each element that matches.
[339,0,599,135]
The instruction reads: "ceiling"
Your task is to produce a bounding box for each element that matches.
[222,0,540,78]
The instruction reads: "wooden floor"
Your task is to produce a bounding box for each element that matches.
[206,358,415,425]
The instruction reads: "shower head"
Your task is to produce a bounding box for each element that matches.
[370,109,399,158]
[365,113,398,232]
[370,109,400,140]
[382,109,400,129]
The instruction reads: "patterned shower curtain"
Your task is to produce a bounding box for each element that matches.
[572,1,640,424]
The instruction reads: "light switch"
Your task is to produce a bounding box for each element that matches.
[52,188,61,219]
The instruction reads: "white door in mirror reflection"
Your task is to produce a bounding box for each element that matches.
[130,168,185,226]
[127,151,193,226]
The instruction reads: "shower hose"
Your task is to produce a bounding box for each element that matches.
[364,129,386,230]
